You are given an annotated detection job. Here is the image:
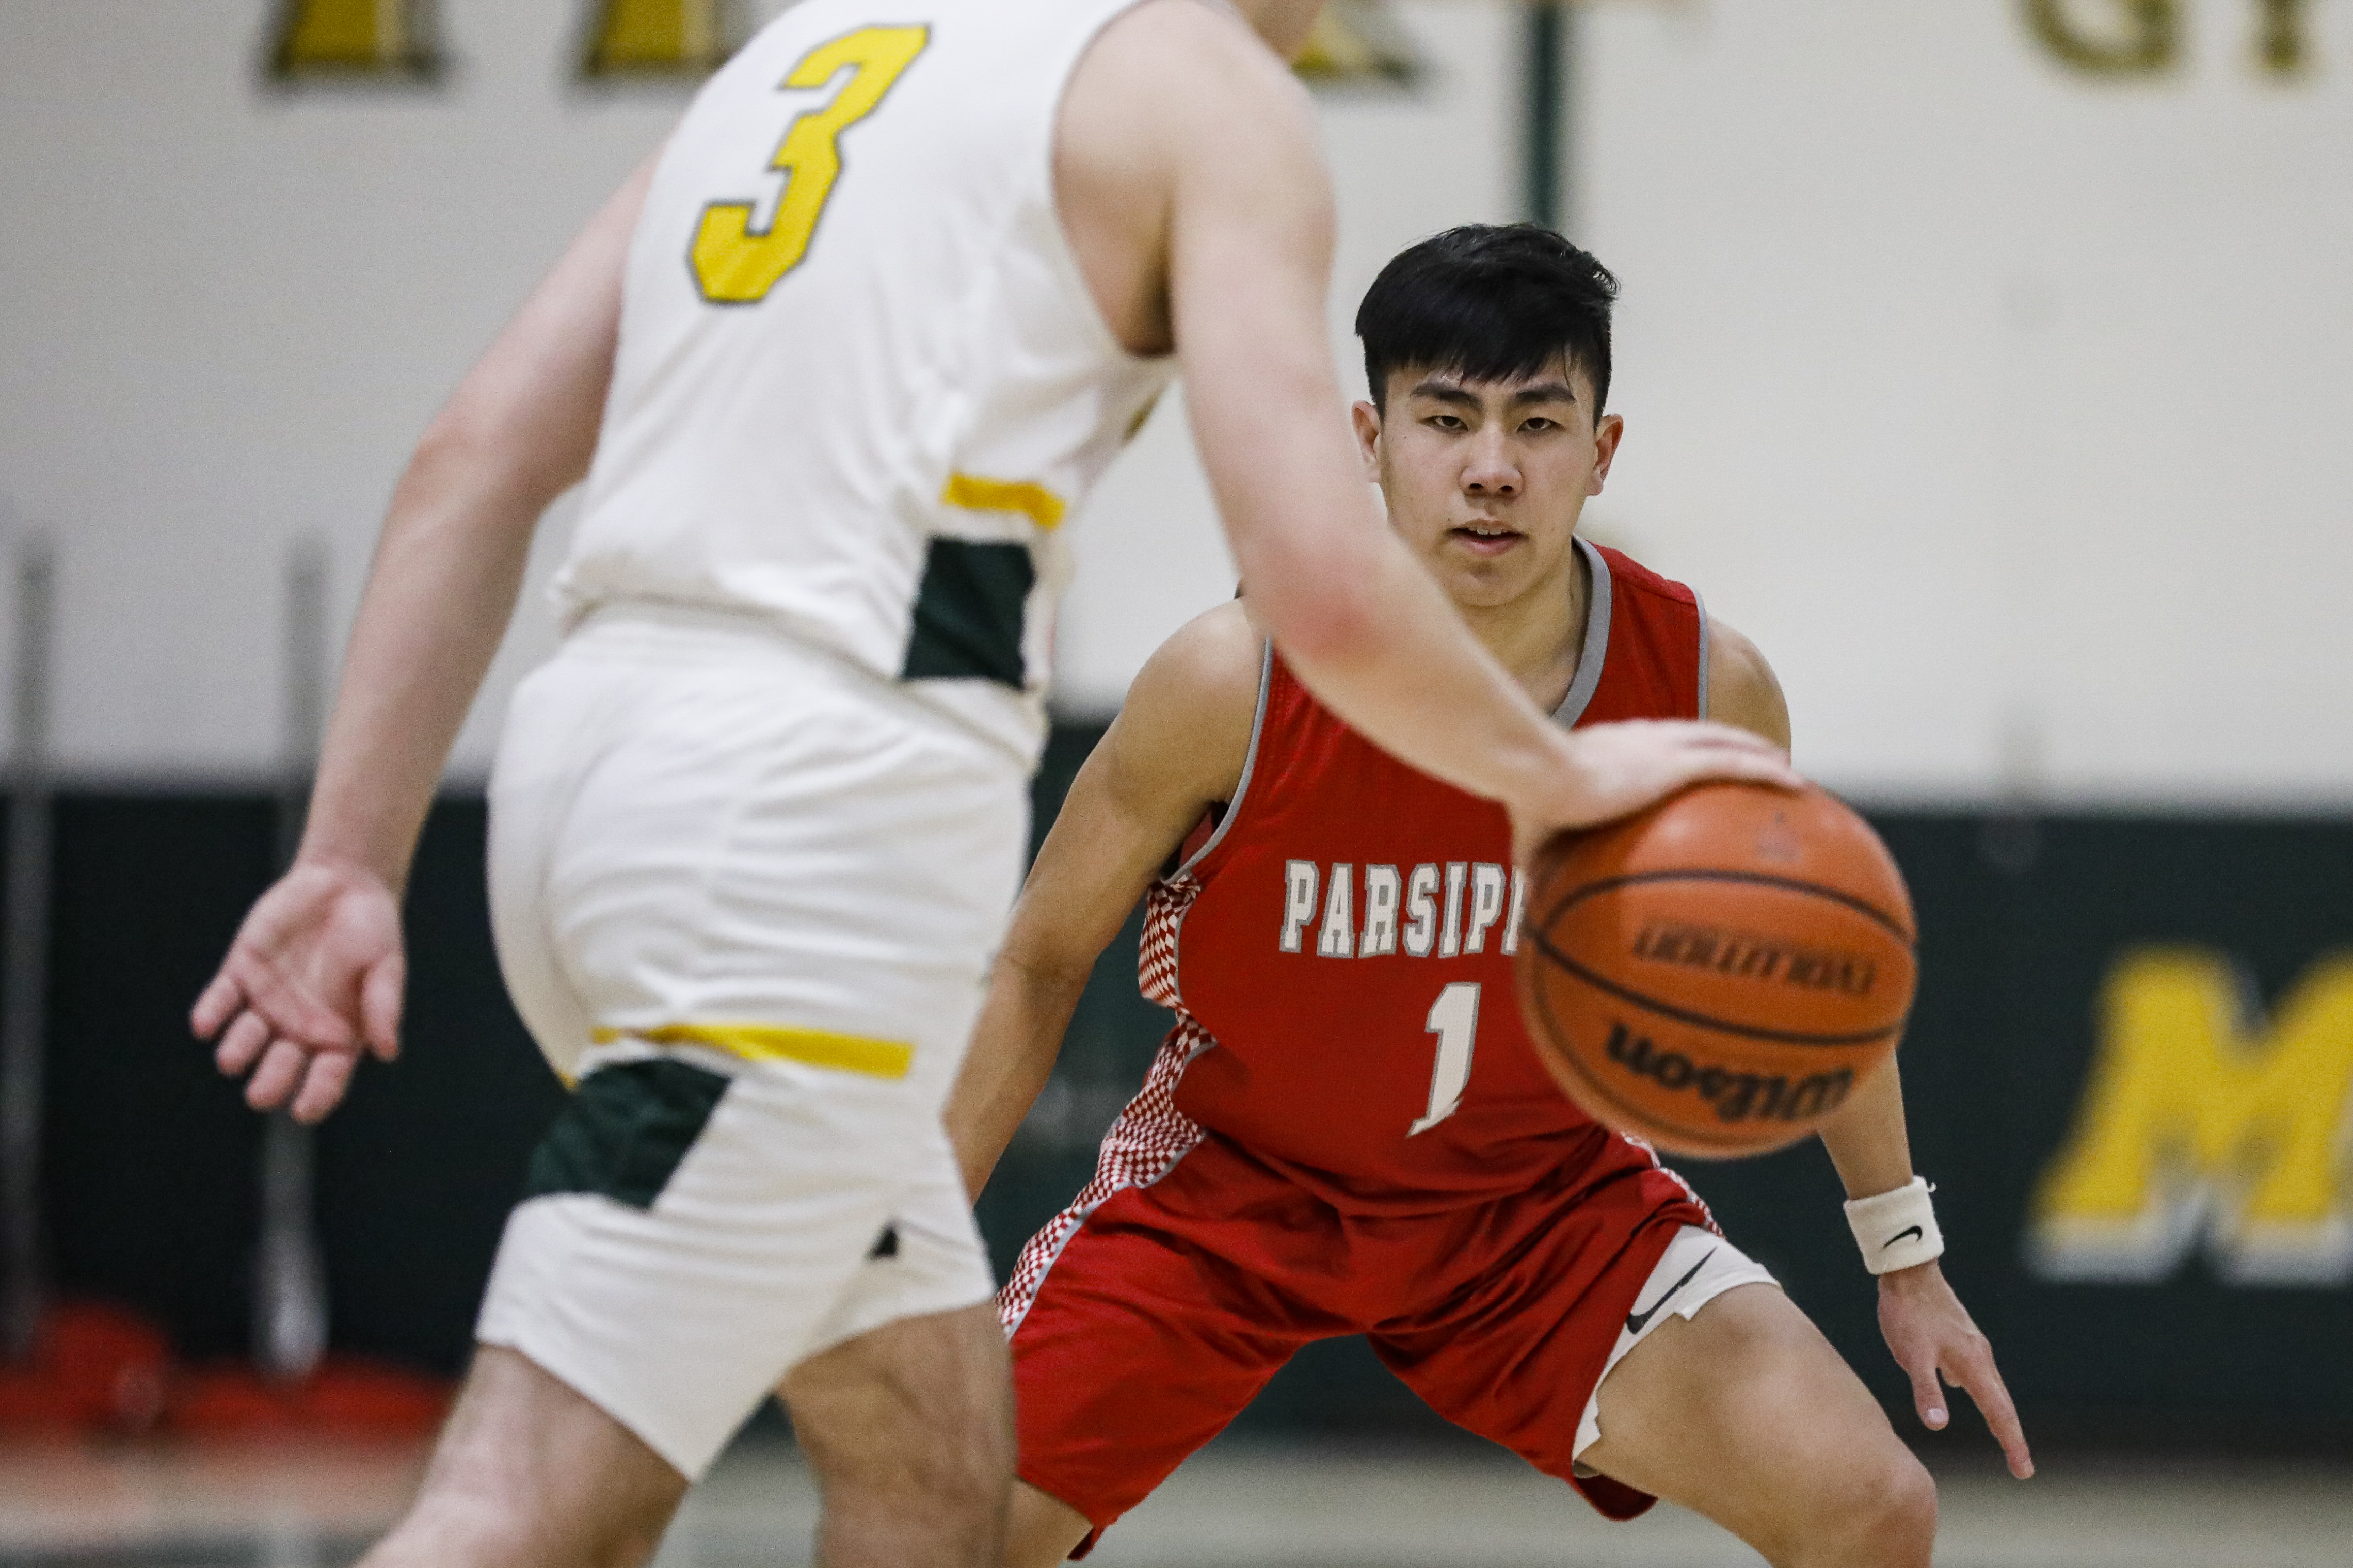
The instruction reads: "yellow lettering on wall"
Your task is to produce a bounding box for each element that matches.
[1292,0,1422,87]
[2029,948,2353,1284]
[583,0,734,79]
[2021,0,2179,77]
[2253,0,2311,75]
[269,0,439,79]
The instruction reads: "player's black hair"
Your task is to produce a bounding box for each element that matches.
[1356,224,1618,417]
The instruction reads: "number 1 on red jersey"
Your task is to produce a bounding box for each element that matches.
[1408,981,1480,1136]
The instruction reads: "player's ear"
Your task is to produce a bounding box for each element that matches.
[1351,400,1383,479]
[1588,412,1625,495]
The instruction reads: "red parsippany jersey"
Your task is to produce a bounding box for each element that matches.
[1005,542,1721,1253]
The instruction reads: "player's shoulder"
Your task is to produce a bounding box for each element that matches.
[1706,617,1789,749]
[1090,0,1308,93]
[1075,0,1316,158]
[1128,599,1263,723]
[1584,541,1786,743]
[1105,599,1264,804]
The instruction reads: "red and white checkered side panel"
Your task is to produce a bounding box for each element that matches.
[1137,874,1197,1011]
[997,1014,1214,1335]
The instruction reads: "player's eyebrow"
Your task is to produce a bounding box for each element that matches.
[1407,380,1483,408]
[1406,377,1579,408]
[1507,381,1579,407]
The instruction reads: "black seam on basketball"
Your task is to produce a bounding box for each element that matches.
[1530,931,1909,1047]
[1536,869,1915,947]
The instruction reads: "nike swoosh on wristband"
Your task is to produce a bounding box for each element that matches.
[1625,1250,1716,1336]
[1881,1225,1925,1250]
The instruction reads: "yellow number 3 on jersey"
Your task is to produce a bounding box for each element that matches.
[691,25,930,304]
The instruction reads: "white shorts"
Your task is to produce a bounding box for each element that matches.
[487,601,1029,1102]
[1573,1224,1780,1462]
[475,604,1023,1477]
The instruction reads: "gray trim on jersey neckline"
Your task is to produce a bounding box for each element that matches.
[1693,587,1712,720]
[1175,637,1274,877]
[1551,535,1615,728]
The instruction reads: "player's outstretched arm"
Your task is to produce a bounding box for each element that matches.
[1717,621,2033,1478]
[190,157,655,1124]
[1821,1063,2036,1480]
[945,604,1260,1199]
[1138,11,1797,853]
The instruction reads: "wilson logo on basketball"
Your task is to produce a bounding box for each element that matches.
[1603,1022,1856,1126]
[1630,920,1879,998]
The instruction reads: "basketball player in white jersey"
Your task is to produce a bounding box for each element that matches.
[192,0,1795,1562]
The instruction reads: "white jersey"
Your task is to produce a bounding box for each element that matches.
[558,0,1172,765]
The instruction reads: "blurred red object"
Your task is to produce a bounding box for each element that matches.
[0,1300,448,1440]
[0,1299,171,1434]
[171,1356,449,1438]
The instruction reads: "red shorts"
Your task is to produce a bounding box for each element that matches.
[1002,1133,1711,1554]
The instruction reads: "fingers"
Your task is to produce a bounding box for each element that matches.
[237,968,359,1057]
[1672,726,1802,788]
[191,972,244,1039]
[1950,1347,2036,1480]
[291,1050,357,1125]
[1683,748,1803,791]
[215,1010,273,1078]
[361,952,405,1063]
[1905,1357,1949,1431]
[245,1037,311,1112]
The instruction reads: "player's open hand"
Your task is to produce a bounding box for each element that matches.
[190,860,405,1124]
[1515,719,1801,863]
[1878,1259,2035,1479]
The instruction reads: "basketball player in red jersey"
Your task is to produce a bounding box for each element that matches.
[947,227,2033,1567]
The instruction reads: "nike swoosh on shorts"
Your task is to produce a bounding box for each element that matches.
[1625,1248,1717,1336]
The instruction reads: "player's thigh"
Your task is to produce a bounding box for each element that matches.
[773,1152,1009,1567]
[1579,1283,1935,1563]
[781,1111,1007,1505]
[478,1055,951,1483]
[363,1345,685,1568]
[781,1299,1010,1495]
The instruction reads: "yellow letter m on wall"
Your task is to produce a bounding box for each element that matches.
[2030,948,2353,1285]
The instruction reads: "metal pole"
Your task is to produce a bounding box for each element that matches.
[0,535,54,1362]
[1521,1,1566,230]
[253,536,329,1381]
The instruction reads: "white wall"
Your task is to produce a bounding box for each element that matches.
[2,1,2347,804]
[1576,0,2353,805]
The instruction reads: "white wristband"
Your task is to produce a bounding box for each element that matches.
[1844,1176,1944,1275]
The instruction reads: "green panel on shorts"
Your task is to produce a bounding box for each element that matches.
[522,1058,732,1210]
[901,537,1035,689]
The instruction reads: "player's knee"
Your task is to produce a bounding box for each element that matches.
[1821,1447,1936,1568]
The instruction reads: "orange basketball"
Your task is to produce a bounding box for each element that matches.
[1513,782,1916,1158]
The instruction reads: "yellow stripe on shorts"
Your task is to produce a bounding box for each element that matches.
[941,471,1067,531]
[591,1024,915,1080]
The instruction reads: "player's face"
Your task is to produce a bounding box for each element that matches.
[1352,360,1623,611]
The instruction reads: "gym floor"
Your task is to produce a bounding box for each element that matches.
[4,1433,2349,1567]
